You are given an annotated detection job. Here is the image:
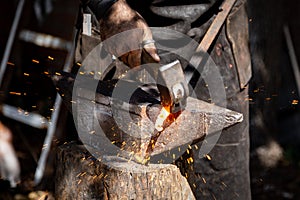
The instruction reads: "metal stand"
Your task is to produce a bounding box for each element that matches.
[0,0,76,185]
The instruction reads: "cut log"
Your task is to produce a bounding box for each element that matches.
[55,142,195,200]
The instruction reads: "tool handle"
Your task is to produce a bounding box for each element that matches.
[141,48,160,80]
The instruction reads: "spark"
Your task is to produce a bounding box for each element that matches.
[9,91,22,96]
[245,98,253,102]
[44,71,49,75]
[265,97,272,101]
[221,182,227,187]
[7,62,15,66]
[55,72,61,76]
[48,56,54,60]
[205,154,212,161]
[292,100,299,105]
[185,173,188,178]
[32,59,39,64]
[187,157,194,164]
[76,62,82,66]
[23,73,29,76]
[202,177,206,184]
[99,173,104,179]
[42,144,48,150]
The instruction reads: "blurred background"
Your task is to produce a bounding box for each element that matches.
[0,0,299,199]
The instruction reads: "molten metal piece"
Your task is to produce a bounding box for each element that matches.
[154,106,170,131]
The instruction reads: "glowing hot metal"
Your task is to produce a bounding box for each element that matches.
[154,106,170,132]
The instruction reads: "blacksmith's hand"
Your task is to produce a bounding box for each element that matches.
[99,0,160,68]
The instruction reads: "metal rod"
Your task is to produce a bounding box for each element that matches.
[34,95,62,185]
[0,104,48,129]
[284,25,300,96]
[0,0,25,85]
[34,28,78,185]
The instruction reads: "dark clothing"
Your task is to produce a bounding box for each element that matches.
[77,0,252,199]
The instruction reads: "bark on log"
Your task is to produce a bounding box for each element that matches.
[55,142,195,200]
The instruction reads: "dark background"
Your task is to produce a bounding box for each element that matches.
[0,0,300,199]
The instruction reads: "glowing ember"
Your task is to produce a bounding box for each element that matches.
[154,107,170,131]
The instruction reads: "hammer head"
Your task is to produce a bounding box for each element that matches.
[157,60,189,113]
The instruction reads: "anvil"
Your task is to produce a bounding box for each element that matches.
[51,72,243,164]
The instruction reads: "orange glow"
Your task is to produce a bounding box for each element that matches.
[9,92,22,96]
[32,59,39,64]
[154,106,170,131]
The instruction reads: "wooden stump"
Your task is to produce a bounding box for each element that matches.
[55,142,195,200]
